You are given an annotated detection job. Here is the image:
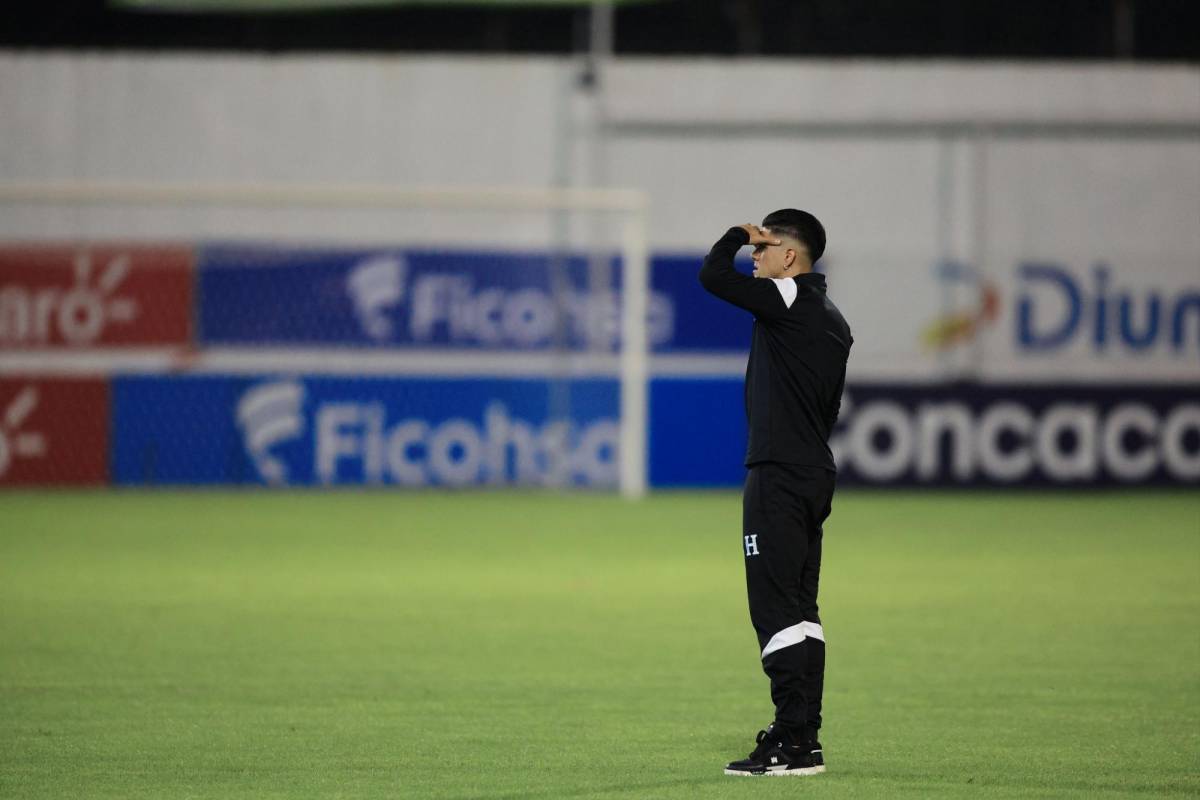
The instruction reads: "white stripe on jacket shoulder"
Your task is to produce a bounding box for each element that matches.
[770,278,798,308]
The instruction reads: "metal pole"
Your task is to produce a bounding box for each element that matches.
[619,211,649,498]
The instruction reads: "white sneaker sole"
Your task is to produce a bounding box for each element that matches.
[724,765,825,777]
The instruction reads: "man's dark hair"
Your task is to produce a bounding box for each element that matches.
[762,209,826,265]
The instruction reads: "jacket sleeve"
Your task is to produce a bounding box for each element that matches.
[698,227,791,321]
[825,369,846,432]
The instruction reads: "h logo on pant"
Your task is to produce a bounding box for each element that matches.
[744,534,760,556]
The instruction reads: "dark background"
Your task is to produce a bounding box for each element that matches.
[4,0,1198,60]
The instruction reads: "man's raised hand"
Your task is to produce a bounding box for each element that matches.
[737,224,782,247]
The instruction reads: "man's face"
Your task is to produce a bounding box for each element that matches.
[751,228,796,279]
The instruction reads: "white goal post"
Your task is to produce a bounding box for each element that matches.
[0,181,651,498]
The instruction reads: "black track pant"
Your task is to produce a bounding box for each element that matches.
[741,461,835,742]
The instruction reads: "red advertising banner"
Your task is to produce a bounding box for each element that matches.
[0,244,193,348]
[0,378,109,485]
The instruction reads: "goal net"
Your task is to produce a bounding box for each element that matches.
[0,182,650,496]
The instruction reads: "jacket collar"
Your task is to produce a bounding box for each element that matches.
[794,272,827,293]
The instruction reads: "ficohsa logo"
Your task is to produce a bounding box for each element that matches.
[236,380,306,485]
[315,400,618,487]
[343,254,674,348]
[235,380,618,487]
[832,393,1200,484]
[0,251,138,345]
[346,256,406,341]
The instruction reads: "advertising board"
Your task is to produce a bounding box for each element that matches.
[197,244,748,352]
[112,375,619,487]
[0,377,108,485]
[922,256,1200,382]
[0,244,193,348]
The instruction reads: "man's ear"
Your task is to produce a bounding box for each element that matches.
[784,248,797,269]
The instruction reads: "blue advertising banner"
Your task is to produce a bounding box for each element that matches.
[112,375,620,487]
[197,244,750,352]
[649,377,747,486]
[652,253,751,352]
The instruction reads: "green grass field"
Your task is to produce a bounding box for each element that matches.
[1,490,1197,799]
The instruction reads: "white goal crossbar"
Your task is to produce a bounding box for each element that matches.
[0,181,651,499]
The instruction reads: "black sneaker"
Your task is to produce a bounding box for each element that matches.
[723,727,825,777]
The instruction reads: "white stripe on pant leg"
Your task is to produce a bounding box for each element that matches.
[761,621,826,659]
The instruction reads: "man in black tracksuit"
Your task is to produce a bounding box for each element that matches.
[698,209,852,777]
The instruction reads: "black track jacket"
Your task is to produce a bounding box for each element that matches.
[699,226,853,471]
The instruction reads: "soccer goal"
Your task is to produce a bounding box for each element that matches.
[0,181,651,497]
